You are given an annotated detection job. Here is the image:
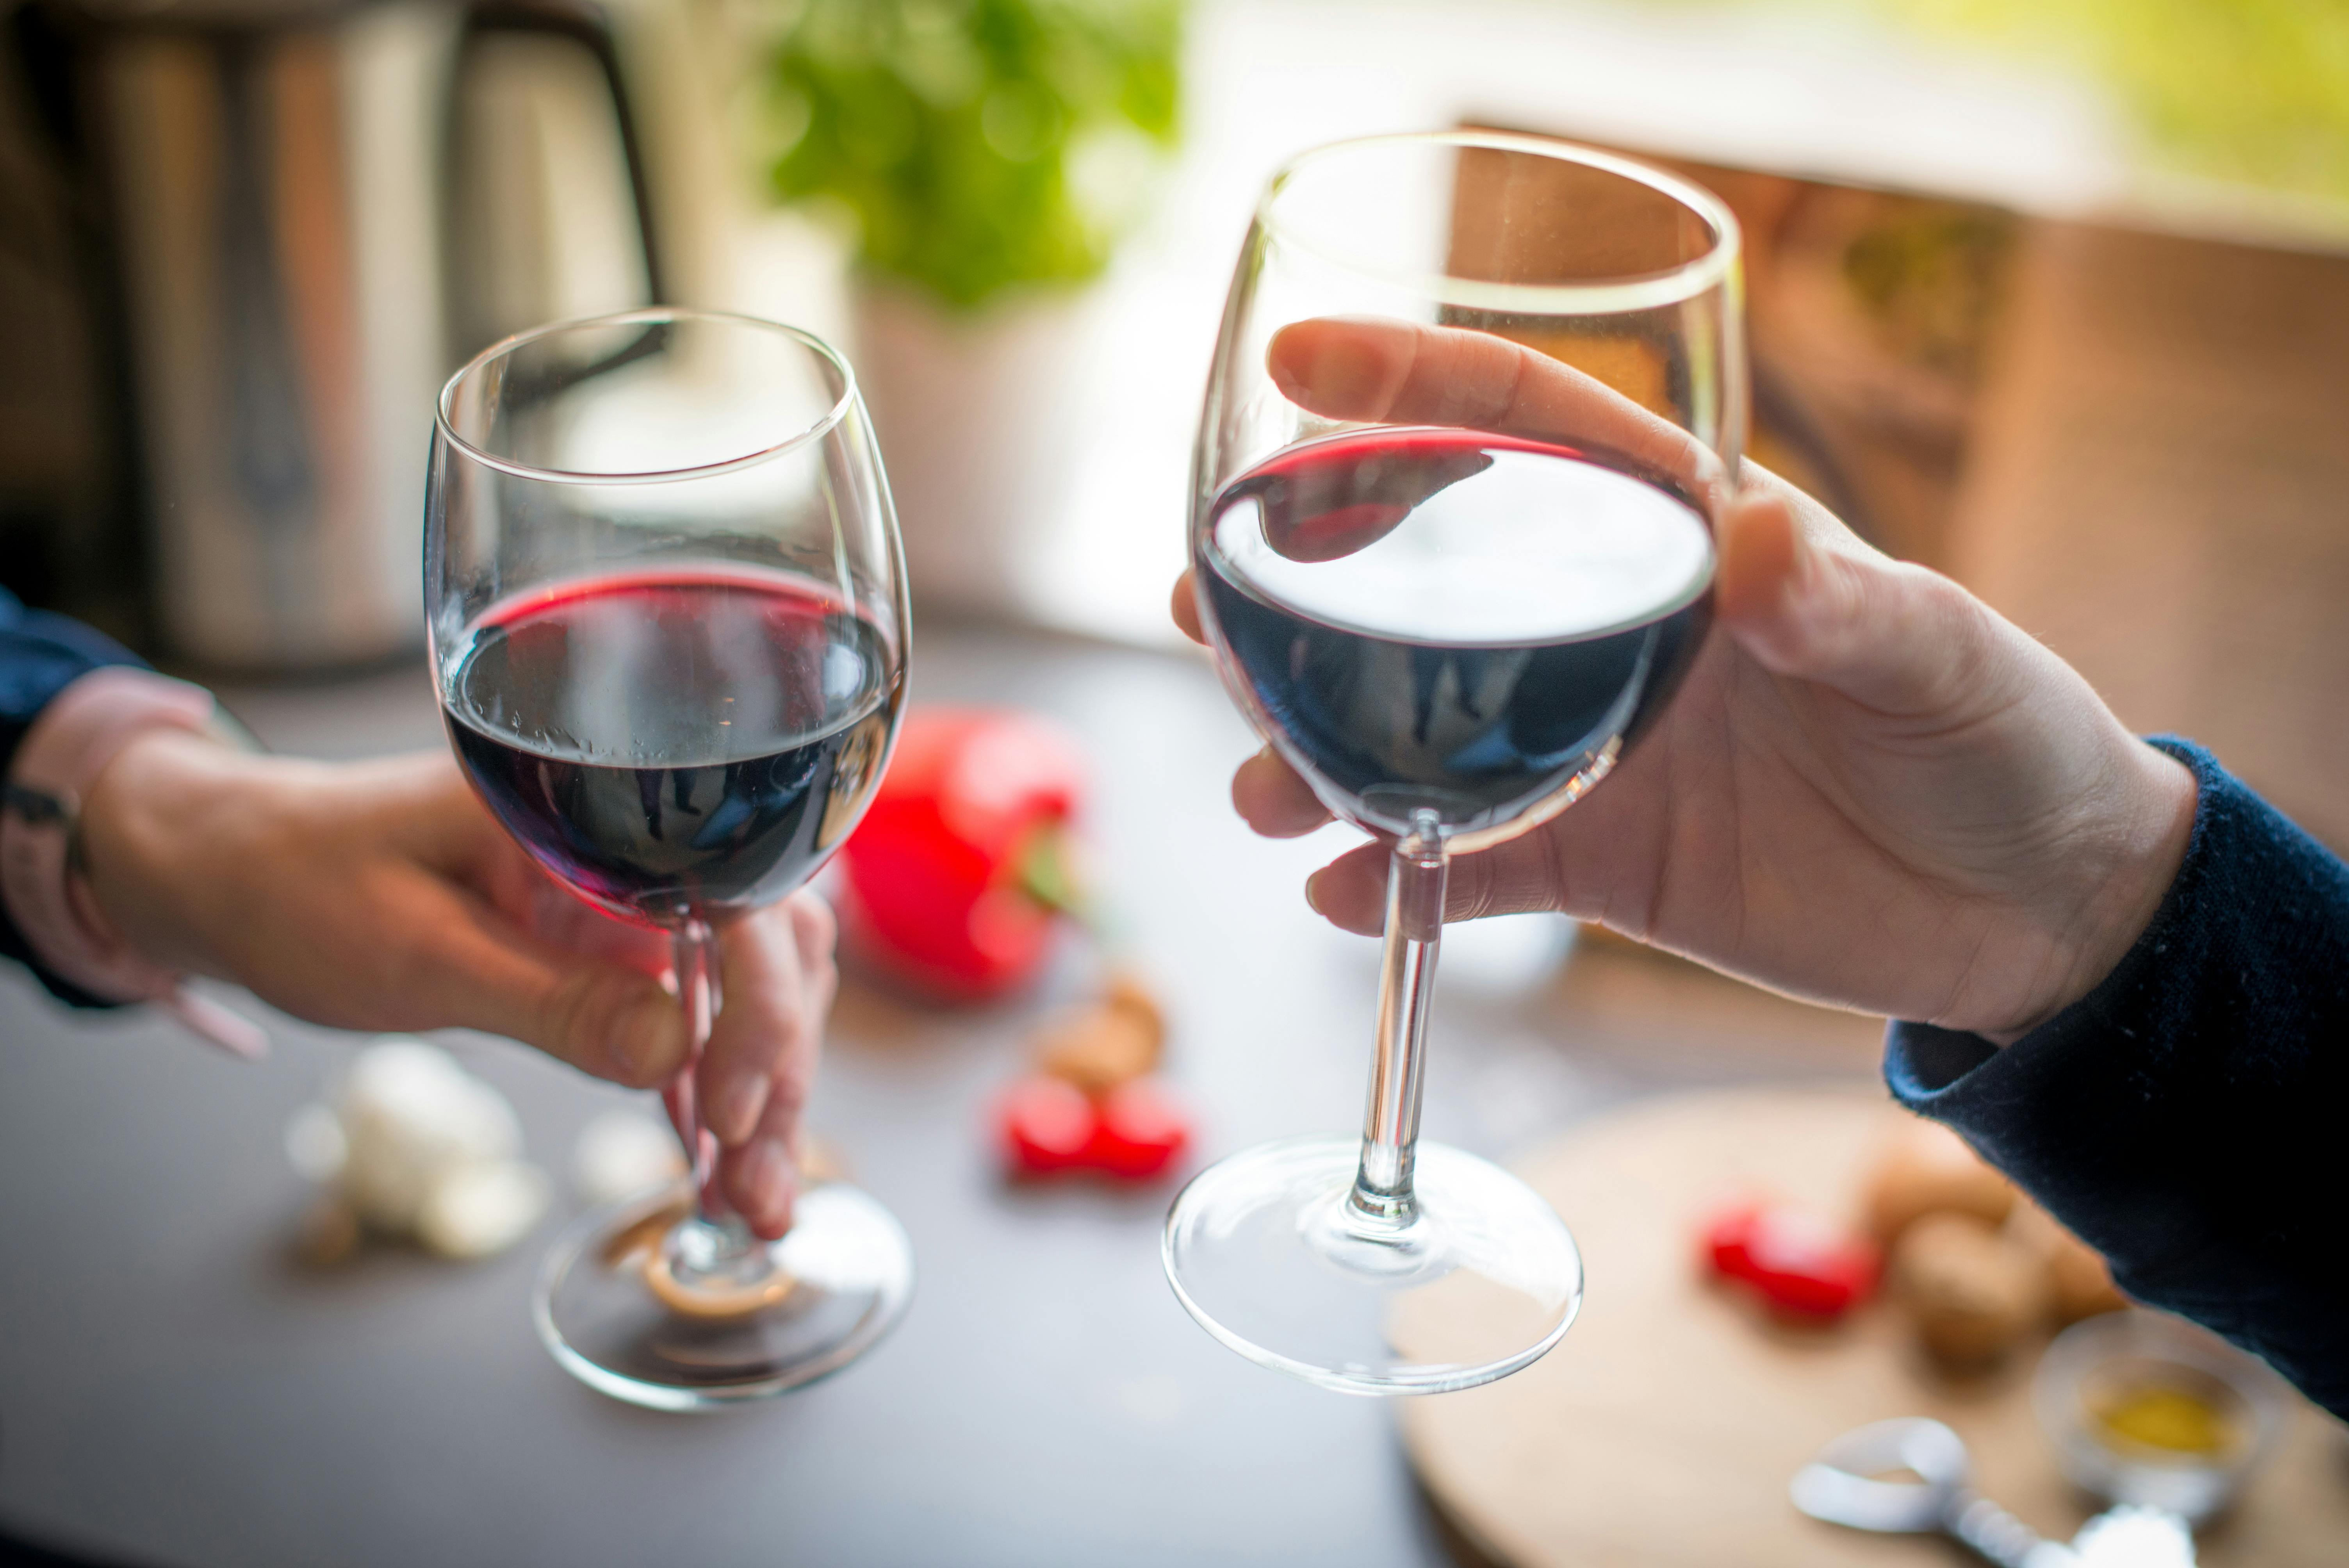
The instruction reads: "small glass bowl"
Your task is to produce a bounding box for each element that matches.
[2033,1309,2291,1522]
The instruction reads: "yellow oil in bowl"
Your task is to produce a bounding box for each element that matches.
[2089,1374,2244,1459]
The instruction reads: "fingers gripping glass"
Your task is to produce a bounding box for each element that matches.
[1166,134,1745,1393]
[426,308,914,1409]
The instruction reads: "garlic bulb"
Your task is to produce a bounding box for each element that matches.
[338,1039,524,1231]
[417,1160,553,1260]
[284,1037,547,1261]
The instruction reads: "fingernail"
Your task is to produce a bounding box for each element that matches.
[713,1074,769,1147]
[1304,871,1326,915]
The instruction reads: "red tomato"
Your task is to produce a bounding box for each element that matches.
[1086,1080,1193,1181]
[1705,1202,1879,1320]
[998,1076,1096,1175]
[994,1076,1195,1183]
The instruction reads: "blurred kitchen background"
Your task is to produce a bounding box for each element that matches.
[5,0,2346,848]
[5,3,2349,1565]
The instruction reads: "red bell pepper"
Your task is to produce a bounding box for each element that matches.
[1704,1202,1879,1321]
[835,708,1085,1001]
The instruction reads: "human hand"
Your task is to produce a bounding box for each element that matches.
[1174,316,2197,1042]
[75,734,834,1236]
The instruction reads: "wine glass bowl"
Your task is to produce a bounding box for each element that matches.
[1195,421,1718,851]
[1167,133,1745,1394]
[427,308,913,1409]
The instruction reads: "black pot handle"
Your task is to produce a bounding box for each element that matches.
[446,0,669,354]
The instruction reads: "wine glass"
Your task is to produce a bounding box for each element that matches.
[1165,132,1745,1393]
[426,307,913,1409]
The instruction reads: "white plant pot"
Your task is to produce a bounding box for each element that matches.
[850,279,1102,621]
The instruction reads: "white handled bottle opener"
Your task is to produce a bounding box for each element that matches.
[1792,1418,2196,1567]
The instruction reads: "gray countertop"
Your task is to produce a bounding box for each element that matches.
[0,624,1881,1568]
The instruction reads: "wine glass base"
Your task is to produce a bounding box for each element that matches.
[1162,1136,1582,1395]
[533,1181,913,1411]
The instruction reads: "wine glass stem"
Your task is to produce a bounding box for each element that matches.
[1350,807,1447,1226]
[664,920,752,1260]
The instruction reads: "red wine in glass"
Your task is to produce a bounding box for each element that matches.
[1197,426,1715,839]
[1168,135,1744,1397]
[442,565,900,925]
[428,308,916,1409]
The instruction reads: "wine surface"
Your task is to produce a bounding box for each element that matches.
[444,567,897,923]
[1200,426,1713,838]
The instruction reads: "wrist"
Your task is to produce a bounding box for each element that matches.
[1980,739,2198,1046]
[1,668,269,1055]
[78,729,271,977]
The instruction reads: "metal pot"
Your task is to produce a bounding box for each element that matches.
[1,0,666,670]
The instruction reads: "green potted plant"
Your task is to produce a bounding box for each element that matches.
[756,0,1182,615]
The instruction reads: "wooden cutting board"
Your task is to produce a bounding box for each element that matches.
[1393,1087,2349,1566]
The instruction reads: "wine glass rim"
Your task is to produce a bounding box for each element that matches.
[435,306,860,485]
[1258,130,1742,314]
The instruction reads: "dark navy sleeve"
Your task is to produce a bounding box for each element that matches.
[1886,738,2349,1421]
[1,587,146,1006]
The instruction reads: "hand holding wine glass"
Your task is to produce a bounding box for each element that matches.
[1164,132,2196,1398]
[1177,314,2198,1046]
[1164,133,1751,1393]
[75,735,832,1236]
[428,307,913,1408]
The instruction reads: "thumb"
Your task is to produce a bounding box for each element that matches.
[1715,485,2003,721]
[518,955,691,1090]
[418,880,690,1088]
[504,872,692,1087]
[404,768,692,1085]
